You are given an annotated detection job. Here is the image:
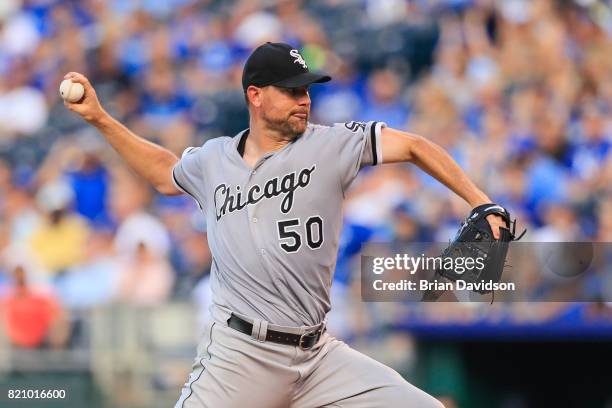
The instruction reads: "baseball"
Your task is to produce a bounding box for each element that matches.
[59,79,84,103]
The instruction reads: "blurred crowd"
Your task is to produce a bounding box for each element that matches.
[0,0,611,349]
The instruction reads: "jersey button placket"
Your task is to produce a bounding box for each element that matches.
[245,172,267,260]
[249,208,265,257]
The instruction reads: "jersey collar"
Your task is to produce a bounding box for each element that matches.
[231,125,312,166]
[236,128,250,157]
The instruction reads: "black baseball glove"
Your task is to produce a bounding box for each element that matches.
[422,203,525,301]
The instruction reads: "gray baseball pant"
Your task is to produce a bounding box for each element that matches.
[175,305,443,408]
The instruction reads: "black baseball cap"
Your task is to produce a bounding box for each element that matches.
[242,42,331,92]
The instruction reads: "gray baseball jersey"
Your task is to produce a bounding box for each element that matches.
[172,120,385,326]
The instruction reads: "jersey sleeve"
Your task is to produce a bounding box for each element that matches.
[172,145,207,209]
[328,121,386,191]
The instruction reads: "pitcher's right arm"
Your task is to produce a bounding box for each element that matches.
[62,72,181,196]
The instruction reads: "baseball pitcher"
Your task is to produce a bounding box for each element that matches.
[64,42,508,407]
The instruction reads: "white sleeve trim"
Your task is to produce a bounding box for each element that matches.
[373,121,386,165]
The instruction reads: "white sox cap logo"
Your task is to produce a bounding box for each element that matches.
[290,49,307,69]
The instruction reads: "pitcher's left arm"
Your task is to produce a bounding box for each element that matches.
[380,127,507,237]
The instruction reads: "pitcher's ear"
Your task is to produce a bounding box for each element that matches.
[246,86,263,108]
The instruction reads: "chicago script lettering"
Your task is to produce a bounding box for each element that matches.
[214,165,316,220]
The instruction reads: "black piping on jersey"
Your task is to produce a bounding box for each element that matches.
[237,129,250,157]
[370,121,378,165]
[172,166,203,210]
[180,321,215,408]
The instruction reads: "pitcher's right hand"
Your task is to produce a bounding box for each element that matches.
[62,72,107,124]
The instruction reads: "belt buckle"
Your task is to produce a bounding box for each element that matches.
[298,330,319,350]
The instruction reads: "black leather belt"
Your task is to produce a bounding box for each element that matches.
[227,315,324,350]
